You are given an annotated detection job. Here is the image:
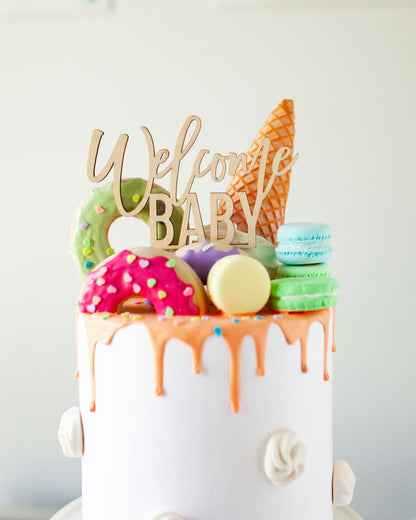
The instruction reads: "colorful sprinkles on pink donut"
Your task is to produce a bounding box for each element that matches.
[78,250,200,317]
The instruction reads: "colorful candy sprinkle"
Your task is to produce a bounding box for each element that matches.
[81,222,89,230]
[201,315,211,320]
[190,316,200,322]
[96,205,105,214]
[106,247,115,255]
[232,318,240,323]
[254,315,264,320]
[166,259,175,268]
[132,315,143,320]
[213,327,223,336]
[132,194,141,203]
[83,238,91,247]
[139,259,150,268]
[273,314,283,319]
[157,316,166,322]
[85,261,93,269]
[87,304,96,313]
[102,313,111,320]
[121,312,130,320]
[83,247,92,255]
[183,286,194,297]
[78,250,202,318]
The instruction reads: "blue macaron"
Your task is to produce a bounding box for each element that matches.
[275,223,333,265]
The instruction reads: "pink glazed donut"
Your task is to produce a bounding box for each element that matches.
[78,247,208,317]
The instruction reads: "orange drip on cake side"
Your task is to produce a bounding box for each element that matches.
[82,315,126,412]
[332,307,337,352]
[80,308,333,413]
[277,308,331,380]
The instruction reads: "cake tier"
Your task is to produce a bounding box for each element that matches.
[77,309,334,520]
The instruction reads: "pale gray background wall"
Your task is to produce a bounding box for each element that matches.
[0,1,415,519]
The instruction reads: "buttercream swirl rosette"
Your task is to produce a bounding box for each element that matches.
[264,429,307,486]
[58,407,84,458]
[333,460,356,507]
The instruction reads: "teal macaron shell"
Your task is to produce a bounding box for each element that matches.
[276,222,333,265]
[269,276,339,312]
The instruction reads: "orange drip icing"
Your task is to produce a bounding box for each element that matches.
[81,307,333,413]
[144,322,208,393]
[152,341,165,396]
[277,308,330,377]
[332,307,337,352]
[89,342,96,411]
[191,346,203,374]
[226,340,242,413]
[82,315,126,411]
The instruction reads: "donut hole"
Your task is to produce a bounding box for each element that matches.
[118,297,155,315]
[108,217,151,252]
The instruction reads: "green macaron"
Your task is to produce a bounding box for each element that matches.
[277,262,332,279]
[269,276,339,312]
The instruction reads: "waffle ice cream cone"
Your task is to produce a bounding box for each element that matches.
[220,99,295,245]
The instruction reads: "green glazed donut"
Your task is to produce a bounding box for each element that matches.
[70,178,184,280]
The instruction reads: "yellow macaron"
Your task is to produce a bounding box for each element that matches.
[207,255,270,315]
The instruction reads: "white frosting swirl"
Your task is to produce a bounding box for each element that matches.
[264,429,307,486]
[58,407,84,458]
[333,460,356,506]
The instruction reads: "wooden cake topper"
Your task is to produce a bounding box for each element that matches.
[87,115,298,249]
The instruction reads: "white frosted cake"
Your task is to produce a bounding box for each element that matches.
[58,100,357,520]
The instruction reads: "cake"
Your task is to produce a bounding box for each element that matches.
[58,101,358,520]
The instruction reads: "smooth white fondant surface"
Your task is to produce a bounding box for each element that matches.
[78,312,334,520]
